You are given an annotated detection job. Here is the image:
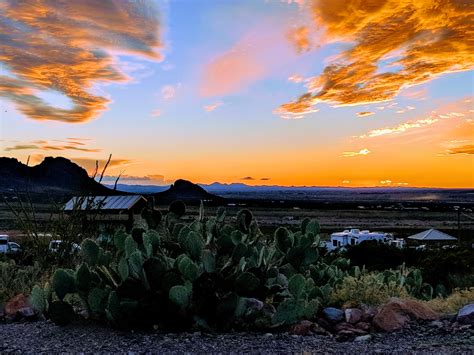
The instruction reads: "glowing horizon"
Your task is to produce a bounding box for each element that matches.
[1,0,473,188]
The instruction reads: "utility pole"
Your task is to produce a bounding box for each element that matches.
[453,206,461,246]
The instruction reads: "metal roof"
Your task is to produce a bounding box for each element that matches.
[408,228,457,241]
[64,195,147,211]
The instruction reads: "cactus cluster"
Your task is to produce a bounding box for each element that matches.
[30,203,350,329]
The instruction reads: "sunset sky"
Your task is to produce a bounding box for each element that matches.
[1,0,473,188]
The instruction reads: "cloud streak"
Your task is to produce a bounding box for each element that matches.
[277,0,474,117]
[4,138,101,152]
[204,102,223,112]
[0,0,162,123]
[342,148,371,157]
[357,111,375,117]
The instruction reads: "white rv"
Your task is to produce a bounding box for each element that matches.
[325,228,404,251]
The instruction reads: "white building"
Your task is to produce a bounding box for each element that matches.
[324,228,405,251]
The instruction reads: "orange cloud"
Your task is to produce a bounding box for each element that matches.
[357,111,375,117]
[287,26,311,53]
[274,93,319,119]
[0,0,162,123]
[342,148,371,157]
[447,144,474,155]
[277,0,474,117]
[4,138,101,152]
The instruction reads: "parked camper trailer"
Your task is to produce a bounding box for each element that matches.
[325,228,404,251]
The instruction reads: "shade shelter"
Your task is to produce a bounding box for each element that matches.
[408,228,457,242]
[64,195,148,231]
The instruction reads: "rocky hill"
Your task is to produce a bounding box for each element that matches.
[154,179,224,204]
[0,157,116,196]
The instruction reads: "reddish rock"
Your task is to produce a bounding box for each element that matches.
[289,320,330,336]
[373,298,438,332]
[5,294,29,317]
[345,308,362,324]
[288,320,313,336]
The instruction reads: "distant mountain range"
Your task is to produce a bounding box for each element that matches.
[1,157,472,205]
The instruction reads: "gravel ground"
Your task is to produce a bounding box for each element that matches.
[1,320,473,354]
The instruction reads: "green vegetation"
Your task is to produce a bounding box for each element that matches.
[0,260,46,303]
[0,201,467,331]
[344,242,474,294]
[29,205,354,329]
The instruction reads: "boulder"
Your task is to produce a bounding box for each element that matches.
[373,298,438,332]
[289,320,313,335]
[355,321,371,332]
[457,304,474,325]
[5,294,29,317]
[323,307,344,323]
[288,320,330,336]
[360,304,378,322]
[345,308,362,324]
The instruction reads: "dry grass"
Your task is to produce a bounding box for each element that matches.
[425,287,474,314]
[331,272,410,307]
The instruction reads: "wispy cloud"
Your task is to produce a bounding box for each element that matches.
[204,102,223,112]
[342,148,371,157]
[447,144,474,155]
[359,118,439,138]
[4,138,101,152]
[161,85,176,100]
[288,75,305,83]
[356,111,375,117]
[0,0,162,123]
[151,109,162,118]
[276,0,474,117]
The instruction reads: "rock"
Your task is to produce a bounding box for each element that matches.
[5,294,29,317]
[354,334,372,342]
[289,320,314,336]
[373,298,438,332]
[335,330,355,342]
[355,321,371,332]
[360,304,378,322]
[237,298,264,320]
[323,307,344,323]
[334,322,367,336]
[457,304,474,325]
[18,307,36,319]
[430,320,444,328]
[345,308,362,324]
[288,320,331,336]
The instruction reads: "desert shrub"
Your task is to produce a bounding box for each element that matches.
[344,243,474,293]
[425,287,474,314]
[418,249,474,292]
[0,260,46,303]
[330,271,410,307]
[30,206,351,329]
[331,263,433,307]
